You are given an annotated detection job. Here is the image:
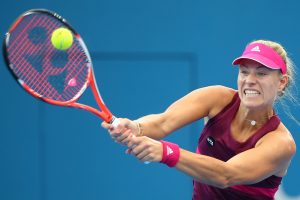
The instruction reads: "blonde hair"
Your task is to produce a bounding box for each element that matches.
[251,40,295,89]
[251,39,299,125]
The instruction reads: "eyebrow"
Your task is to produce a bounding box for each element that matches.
[240,65,271,71]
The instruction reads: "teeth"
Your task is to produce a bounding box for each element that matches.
[244,89,260,97]
[245,90,259,94]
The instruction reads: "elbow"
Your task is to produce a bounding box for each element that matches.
[214,165,243,188]
[209,173,238,189]
[195,176,232,189]
[213,178,232,189]
[214,175,250,189]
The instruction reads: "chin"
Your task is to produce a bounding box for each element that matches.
[243,103,262,110]
[241,98,264,110]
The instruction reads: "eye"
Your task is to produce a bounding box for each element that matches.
[257,72,267,76]
[240,70,248,75]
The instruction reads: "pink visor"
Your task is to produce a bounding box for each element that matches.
[232,43,287,74]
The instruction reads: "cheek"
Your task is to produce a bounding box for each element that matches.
[237,76,242,88]
[237,78,244,97]
[265,75,282,92]
[262,82,278,98]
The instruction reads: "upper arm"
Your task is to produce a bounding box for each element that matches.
[225,130,296,186]
[137,85,235,139]
[161,85,235,134]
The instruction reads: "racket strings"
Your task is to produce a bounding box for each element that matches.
[7,13,90,102]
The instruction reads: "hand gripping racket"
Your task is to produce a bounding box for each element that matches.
[3,9,119,127]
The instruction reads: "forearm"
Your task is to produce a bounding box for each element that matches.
[136,113,171,140]
[175,149,232,188]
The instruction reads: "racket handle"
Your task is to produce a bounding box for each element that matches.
[110,116,120,128]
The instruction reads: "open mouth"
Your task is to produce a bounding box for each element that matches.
[244,89,260,97]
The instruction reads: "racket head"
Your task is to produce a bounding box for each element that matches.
[3,9,91,105]
[3,9,114,122]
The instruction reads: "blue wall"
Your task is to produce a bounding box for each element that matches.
[1,1,300,199]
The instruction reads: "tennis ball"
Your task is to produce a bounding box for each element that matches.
[51,27,73,50]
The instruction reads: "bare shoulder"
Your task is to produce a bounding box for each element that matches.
[256,124,296,176]
[276,124,296,154]
[258,123,296,158]
[191,85,236,102]
[191,85,236,118]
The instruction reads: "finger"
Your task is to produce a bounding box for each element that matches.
[115,130,131,144]
[130,140,147,157]
[119,118,141,136]
[110,128,131,145]
[140,154,153,163]
[101,121,110,129]
[134,147,149,160]
[127,135,141,149]
[109,125,120,133]
[109,130,123,138]
[118,129,133,144]
[121,136,133,146]
[130,143,153,163]
[125,148,132,154]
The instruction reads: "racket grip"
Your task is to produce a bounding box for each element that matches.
[110,116,120,128]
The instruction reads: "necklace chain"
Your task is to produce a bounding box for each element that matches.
[245,114,276,126]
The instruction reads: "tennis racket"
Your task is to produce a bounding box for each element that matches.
[3,9,119,126]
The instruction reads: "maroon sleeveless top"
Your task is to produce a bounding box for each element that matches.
[193,92,282,200]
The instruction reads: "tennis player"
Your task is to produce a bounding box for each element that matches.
[102,40,296,200]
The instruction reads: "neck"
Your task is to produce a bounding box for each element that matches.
[237,105,274,128]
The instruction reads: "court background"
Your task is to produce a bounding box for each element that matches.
[0,1,299,199]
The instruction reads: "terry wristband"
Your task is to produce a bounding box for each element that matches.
[160,140,180,167]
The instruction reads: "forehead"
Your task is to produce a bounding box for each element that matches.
[239,59,271,71]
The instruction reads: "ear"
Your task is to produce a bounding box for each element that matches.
[278,74,289,91]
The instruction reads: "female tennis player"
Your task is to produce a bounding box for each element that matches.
[102,39,297,200]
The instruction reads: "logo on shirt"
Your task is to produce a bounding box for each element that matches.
[206,136,215,147]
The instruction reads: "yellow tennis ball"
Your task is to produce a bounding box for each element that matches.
[51,27,73,50]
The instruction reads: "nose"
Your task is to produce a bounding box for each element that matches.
[245,73,257,84]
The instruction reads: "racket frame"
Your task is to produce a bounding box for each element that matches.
[3,9,115,123]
